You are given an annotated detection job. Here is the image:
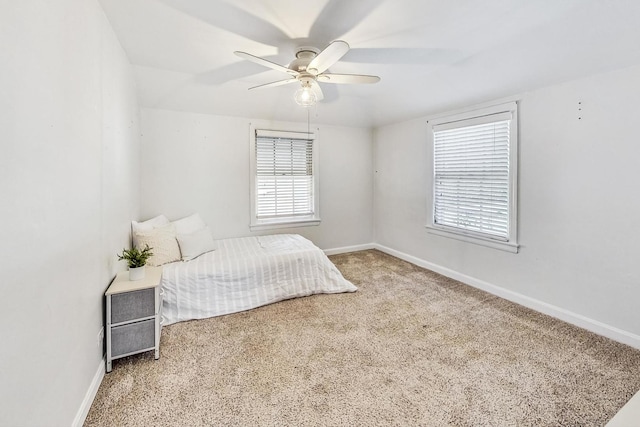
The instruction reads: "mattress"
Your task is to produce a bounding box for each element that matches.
[160,234,357,325]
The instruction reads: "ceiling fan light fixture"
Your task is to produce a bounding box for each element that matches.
[294,82,317,107]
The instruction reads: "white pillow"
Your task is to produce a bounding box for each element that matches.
[176,227,215,261]
[134,223,181,267]
[172,213,207,235]
[131,215,169,247]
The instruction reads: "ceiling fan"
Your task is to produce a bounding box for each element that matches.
[234,40,380,106]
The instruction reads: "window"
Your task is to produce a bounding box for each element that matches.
[250,129,320,230]
[427,102,518,253]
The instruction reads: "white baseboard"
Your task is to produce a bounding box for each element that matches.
[72,358,105,427]
[606,390,640,426]
[324,243,375,256]
[374,244,640,350]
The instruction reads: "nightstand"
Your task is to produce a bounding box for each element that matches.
[105,266,163,373]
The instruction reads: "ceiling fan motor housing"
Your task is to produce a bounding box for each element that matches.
[288,46,320,74]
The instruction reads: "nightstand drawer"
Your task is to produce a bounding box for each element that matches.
[111,288,155,324]
[111,319,155,357]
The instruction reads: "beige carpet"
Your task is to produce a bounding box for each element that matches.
[85,250,640,426]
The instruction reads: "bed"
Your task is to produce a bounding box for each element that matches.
[160,234,357,325]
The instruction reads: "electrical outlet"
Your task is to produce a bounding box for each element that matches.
[97,327,104,346]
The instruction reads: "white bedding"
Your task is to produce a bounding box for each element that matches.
[161,234,356,325]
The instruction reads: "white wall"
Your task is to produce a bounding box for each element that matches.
[0,1,140,425]
[374,63,640,346]
[140,108,373,251]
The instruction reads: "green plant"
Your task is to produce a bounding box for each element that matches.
[117,244,153,268]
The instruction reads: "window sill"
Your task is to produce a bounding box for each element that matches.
[425,225,519,253]
[250,218,321,232]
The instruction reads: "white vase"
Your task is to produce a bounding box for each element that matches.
[129,266,145,281]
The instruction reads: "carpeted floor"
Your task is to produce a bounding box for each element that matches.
[85,250,640,426]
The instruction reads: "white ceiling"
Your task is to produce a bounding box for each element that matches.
[98,0,640,127]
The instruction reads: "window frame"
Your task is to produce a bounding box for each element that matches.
[249,127,320,231]
[425,101,519,253]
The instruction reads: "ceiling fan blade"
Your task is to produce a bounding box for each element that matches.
[234,51,298,76]
[196,55,285,85]
[318,73,380,84]
[311,81,324,101]
[307,40,350,74]
[248,78,298,90]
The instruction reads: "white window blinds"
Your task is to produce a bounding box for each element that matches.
[255,132,314,219]
[433,112,511,240]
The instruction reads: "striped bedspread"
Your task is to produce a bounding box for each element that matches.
[160,234,357,325]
